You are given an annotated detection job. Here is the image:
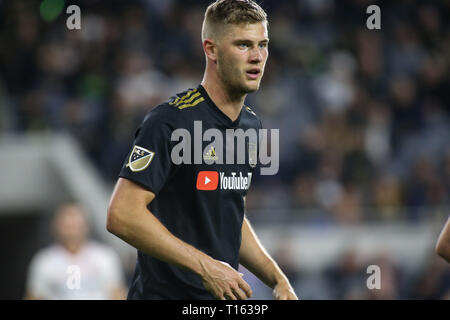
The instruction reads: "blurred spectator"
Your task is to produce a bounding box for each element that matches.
[389,75,423,150]
[24,204,126,300]
[366,252,402,300]
[410,255,450,299]
[332,183,364,223]
[372,175,403,220]
[364,99,391,168]
[405,156,446,220]
[324,249,367,299]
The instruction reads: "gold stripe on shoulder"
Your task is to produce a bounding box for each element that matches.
[176,91,201,106]
[169,89,197,106]
[178,97,205,109]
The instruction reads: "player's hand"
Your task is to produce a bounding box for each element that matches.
[273,281,298,300]
[199,259,253,300]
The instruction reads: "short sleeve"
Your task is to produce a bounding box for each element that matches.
[119,109,175,195]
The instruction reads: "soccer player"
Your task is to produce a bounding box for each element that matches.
[436,217,450,263]
[25,204,126,299]
[107,0,298,300]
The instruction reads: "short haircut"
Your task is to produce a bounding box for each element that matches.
[202,0,268,42]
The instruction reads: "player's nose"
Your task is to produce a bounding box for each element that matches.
[248,47,263,64]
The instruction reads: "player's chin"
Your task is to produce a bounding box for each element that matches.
[243,81,261,93]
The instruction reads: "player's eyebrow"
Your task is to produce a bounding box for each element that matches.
[232,38,270,45]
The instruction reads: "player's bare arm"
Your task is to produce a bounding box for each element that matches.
[436,216,450,262]
[107,178,252,300]
[239,201,298,300]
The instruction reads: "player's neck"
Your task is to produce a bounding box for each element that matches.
[201,79,245,122]
[61,241,84,255]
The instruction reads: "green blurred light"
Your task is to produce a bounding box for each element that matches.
[79,74,108,99]
[40,0,65,22]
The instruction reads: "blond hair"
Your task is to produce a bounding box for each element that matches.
[202,0,268,41]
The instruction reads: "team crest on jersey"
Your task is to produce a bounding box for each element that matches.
[248,142,257,168]
[204,146,219,161]
[127,145,155,172]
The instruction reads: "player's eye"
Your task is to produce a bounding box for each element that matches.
[259,42,268,48]
[238,43,249,49]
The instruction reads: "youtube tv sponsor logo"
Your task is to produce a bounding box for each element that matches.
[196,171,219,190]
[196,171,252,191]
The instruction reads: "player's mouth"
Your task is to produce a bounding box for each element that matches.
[246,68,261,80]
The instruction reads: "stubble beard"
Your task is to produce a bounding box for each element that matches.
[217,56,260,99]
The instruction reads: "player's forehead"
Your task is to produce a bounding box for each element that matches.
[222,21,269,42]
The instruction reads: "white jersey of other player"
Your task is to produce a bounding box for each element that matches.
[26,241,124,300]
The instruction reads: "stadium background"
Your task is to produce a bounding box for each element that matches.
[0,0,449,299]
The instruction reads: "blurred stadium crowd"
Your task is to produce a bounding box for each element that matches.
[0,0,449,299]
[246,242,450,299]
[1,0,449,223]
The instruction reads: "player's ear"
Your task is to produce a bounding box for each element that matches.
[203,39,217,63]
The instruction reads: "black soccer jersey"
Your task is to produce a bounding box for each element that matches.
[119,84,262,299]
